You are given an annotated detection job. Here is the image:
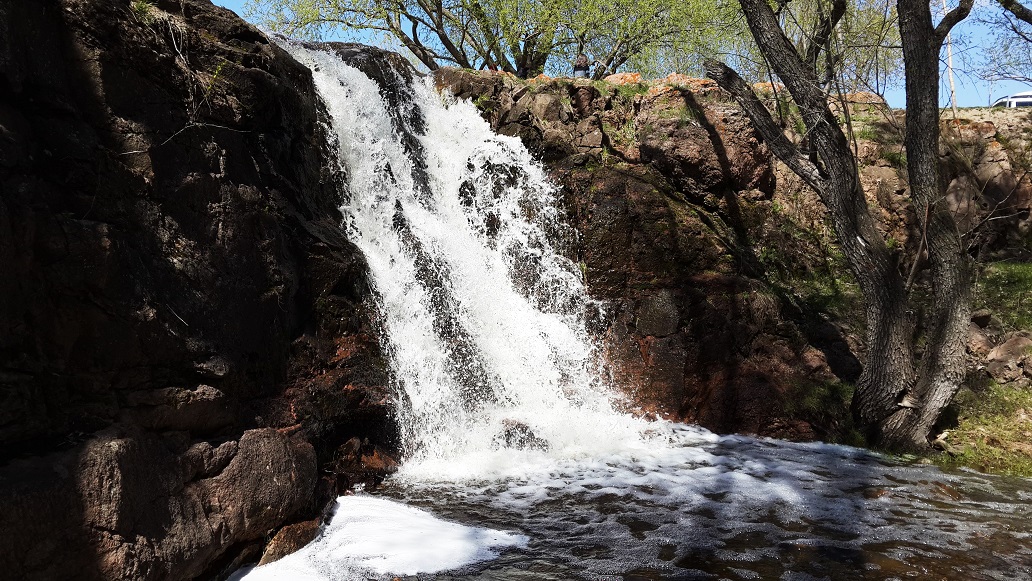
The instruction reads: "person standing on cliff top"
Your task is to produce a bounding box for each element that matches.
[573,53,590,78]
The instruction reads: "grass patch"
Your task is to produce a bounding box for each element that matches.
[472,93,497,113]
[615,83,650,100]
[656,104,698,128]
[935,382,1032,477]
[772,94,806,136]
[881,149,907,168]
[755,212,860,321]
[976,261,1032,331]
[851,125,879,141]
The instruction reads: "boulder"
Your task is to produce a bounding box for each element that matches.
[986,334,1032,383]
[0,427,316,581]
[968,323,996,358]
[494,420,550,451]
[259,519,322,566]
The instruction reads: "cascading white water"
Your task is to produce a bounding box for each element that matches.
[240,42,1032,581]
[280,42,656,480]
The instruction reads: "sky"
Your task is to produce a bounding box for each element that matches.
[210,0,1031,109]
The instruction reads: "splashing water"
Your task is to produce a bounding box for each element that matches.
[281,41,653,480]
[248,41,1032,581]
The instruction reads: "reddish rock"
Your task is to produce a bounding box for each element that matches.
[259,519,322,566]
[968,323,996,358]
[605,72,643,84]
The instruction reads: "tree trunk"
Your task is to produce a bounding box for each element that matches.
[707,0,972,450]
[877,0,972,450]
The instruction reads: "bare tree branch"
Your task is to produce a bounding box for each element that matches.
[997,0,1032,26]
[704,59,828,191]
[934,0,973,45]
[803,0,847,69]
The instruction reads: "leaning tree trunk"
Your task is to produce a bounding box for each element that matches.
[706,0,972,450]
[877,0,973,450]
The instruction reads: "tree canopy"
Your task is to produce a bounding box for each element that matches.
[245,0,723,78]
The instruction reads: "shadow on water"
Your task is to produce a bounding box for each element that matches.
[381,433,1032,581]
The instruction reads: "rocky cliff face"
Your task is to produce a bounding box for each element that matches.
[0,1,392,579]
[435,69,1032,440]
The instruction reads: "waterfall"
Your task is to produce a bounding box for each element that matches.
[241,41,1032,581]
[279,42,654,480]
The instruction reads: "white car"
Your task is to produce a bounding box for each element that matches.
[991,90,1032,107]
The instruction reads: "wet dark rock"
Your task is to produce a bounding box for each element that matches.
[258,518,322,566]
[494,419,550,451]
[121,385,235,434]
[636,289,681,337]
[0,426,315,581]
[330,436,400,490]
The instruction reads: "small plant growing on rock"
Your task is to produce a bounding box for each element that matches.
[677,106,698,129]
[615,83,649,101]
[881,149,907,168]
[131,0,156,24]
[781,380,863,445]
[472,93,496,113]
[852,126,879,141]
[977,261,1032,331]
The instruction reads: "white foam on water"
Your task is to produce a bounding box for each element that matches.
[234,496,527,580]
[385,425,1032,578]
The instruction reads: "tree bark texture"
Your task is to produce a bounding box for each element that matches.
[877,0,973,449]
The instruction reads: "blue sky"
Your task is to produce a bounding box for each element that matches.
[210,0,1030,109]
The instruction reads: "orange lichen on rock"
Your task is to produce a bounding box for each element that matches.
[605,72,643,84]
[659,73,716,90]
[752,82,786,94]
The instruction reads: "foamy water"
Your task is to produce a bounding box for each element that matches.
[240,424,1032,580]
[232,496,527,579]
[241,40,1032,581]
